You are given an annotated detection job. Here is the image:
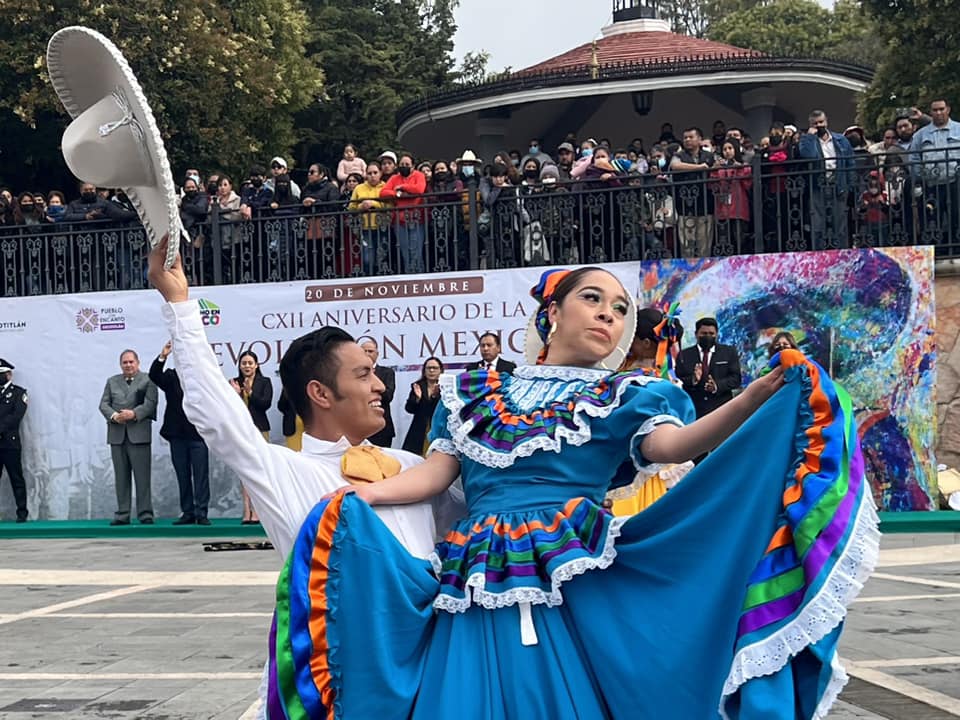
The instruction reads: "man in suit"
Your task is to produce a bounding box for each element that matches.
[472,332,517,373]
[361,338,396,448]
[149,341,210,525]
[675,317,742,418]
[0,358,29,523]
[797,109,855,250]
[99,349,158,525]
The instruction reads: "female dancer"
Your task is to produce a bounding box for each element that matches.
[269,266,877,720]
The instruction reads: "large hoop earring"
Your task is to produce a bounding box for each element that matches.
[546,321,558,346]
[599,345,627,371]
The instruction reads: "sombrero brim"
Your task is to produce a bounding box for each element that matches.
[47,26,182,269]
[523,295,637,370]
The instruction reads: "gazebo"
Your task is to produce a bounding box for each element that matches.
[397,0,873,161]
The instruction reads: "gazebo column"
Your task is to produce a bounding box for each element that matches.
[475,109,511,166]
[741,87,778,142]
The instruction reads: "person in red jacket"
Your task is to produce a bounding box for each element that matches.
[710,138,753,254]
[379,152,427,273]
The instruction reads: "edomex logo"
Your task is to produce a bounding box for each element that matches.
[199,299,222,326]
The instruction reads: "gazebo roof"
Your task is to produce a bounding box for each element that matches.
[521,31,760,75]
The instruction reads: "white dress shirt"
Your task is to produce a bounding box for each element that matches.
[820,134,838,172]
[162,299,443,560]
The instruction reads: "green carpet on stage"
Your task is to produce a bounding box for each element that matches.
[0,512,957,539]
[0,518,269,539]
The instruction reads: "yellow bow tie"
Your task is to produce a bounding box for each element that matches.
[341,445,401,485]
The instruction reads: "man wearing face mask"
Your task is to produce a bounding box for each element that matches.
[64,181,137,223]
[675,317,742,419]
[521,137,552,169]
[239,165,274,221]
[798,109,854,250]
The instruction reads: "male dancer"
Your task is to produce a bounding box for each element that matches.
[148,242,455,559]
[147,241,459,715]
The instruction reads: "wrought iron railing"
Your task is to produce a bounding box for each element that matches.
[1,148,958,297]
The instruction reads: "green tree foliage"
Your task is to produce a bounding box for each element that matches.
[708,0,881,62]
[858,0,960,133]
[294,0,459,169]
[456,50,492,86]
[0,0,322,188]
[661,0,765,38]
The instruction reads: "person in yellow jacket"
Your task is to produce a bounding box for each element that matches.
[607,303,693,515]
[349,161,388,274]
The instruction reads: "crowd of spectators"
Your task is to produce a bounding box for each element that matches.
[3,100,959,283]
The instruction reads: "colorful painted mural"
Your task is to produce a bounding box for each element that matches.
[639,247,937,511]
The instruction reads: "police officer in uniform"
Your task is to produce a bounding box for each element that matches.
[0,358,28,522]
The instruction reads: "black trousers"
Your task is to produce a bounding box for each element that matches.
[0,448,27,519]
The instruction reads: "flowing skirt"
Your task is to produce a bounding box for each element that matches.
[267,361,879,720]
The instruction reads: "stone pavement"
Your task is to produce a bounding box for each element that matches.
[0,533,957,719]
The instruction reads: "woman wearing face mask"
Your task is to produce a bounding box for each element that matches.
[17,192,42,226]
[179,178,209,250]
[45,191,67,223]
[401,357,444,456]
[269,266,874,720]
[520,158,542,194]
[230,350,273,524]
[424,161,465,268]
[710,138,753,253]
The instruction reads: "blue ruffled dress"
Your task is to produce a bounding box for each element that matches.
[266,353,878,720]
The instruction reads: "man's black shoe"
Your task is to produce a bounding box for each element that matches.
[110,519,130,526]
[172,516,196,526]
[15,517,27,524]
[196,517,212,526]
[140,517,155,525]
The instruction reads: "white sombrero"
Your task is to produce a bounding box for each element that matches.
[47,26,184,268]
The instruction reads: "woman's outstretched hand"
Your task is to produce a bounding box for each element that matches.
[743,365,785,407]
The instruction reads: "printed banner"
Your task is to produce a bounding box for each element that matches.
[639,247,937,511]
[0,251,934,519]
[0,263,641,519]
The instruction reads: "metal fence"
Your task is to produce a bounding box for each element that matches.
[2,148,959,297]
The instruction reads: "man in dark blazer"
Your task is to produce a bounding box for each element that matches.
[471,332,517,373]
[675,317,742,418]
[0,358,29,522]
[361,339,396,448]
[149,341,210,525]
[99,349,158,525]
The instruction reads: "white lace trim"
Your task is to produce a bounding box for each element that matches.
[439,371,667,470]
[718,489,881,720]
[606,460,694,501]
[629,414,687,470]
[427,438,458,458]
[511,365,612,381]
[429,515,629,613]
